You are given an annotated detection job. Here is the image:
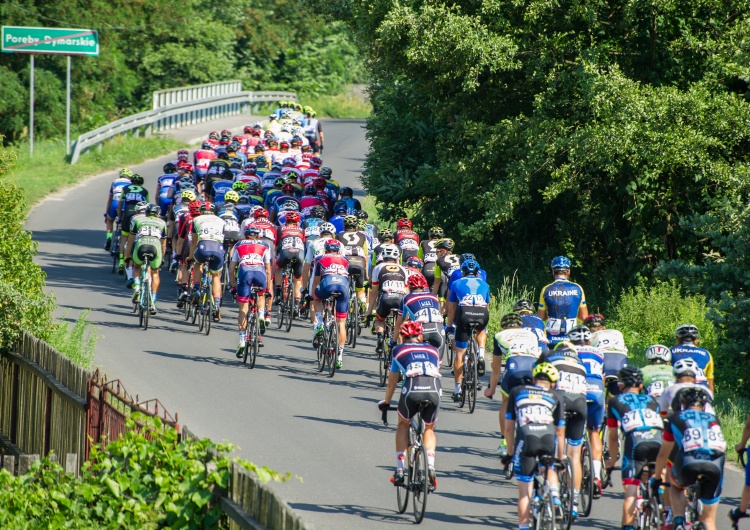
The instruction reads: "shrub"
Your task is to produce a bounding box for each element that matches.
[47,311,100,370]
[486,274,536,339]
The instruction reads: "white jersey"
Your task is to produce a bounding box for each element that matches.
[495,328,541,357]
[193,214,226,243]
[305,238,342,263]
[659,381,714,415]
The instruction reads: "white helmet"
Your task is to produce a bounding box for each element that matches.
[645,344,671,363]
[673,358,701,377]
[379,244,400,261]
[318,222,336,235]
[591,329,627,353]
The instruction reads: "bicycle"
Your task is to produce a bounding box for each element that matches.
[601,375,619,490]
[196,266,214,336]
[579,425,595,517]
[382,402,435,524]
[529,455,568,530]
[110,222,122,274]
[634,462,662,530]
[135,254,154,331]
[242,287,262,368]
[379,309,398,387]
[459,324,481,413]
[345,273,361,348]
[277,261,297,333]
[316,292,340,378]
[557,426,576,530]
[684,475,710,529]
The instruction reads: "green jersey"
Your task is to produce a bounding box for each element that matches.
[131,215,167,244]
[641,364,673,398]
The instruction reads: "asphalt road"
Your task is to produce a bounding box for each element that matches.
[26,119,743,529]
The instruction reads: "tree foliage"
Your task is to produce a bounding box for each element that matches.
[0,1,364,143]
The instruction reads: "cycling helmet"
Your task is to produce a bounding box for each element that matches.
[551,256,571,270]
[301,145,312,153]
[201,141,213,150]
[130,174,144,185]
[209,131,220,140]
[224,190,240,203]
[340,186,354,197]
[135,200,148,213]
[244,225,261,237]
[343,215,358,229]
[460,253,477,264]
[513,298,535,313]
[279,201,299,212]
[436,238,454,251]
[357,219,367,231]
[181,189,197,202]
[311,205,327,219]
[617,366,644,389]
[324,239,341,253]
[232,181,247,192]
[313,177,326,190]
[552,342,579,358]
[380,228,394,240]
[461,259,480,275]
[673,358,701,378]
[220,129,231,137]
[591,329,627,353]
[119,168,134,178]
[238,192,251,204]
[380,244,400,261]
[204,203,217,215]
[279,141,290,150]
[319,166,333,178]
[407,273,429,291]
[356,210,369,220]
[267,140,279,149]
[255,144,266,152]
[281,184,296,194]
[645,344,672,363]
[532,362,559,383]
[319,222,336,235]
[291,136,303,147]
[146,204,161,217]
[285,211,301,223]
[568,325,591,345]
[428,226,444,239]
[584,314,606,328]
[230,160,243,169]
[188,200,202,216]
[334,202,348,214]
[304,185,317,196]
[217,151,229,160]
[500,313,523,329]
[282,157,296,168]
[675,324,699,341]
[271,178,283,188]
[285,174,299,184]
[679,387,711,408]
[400,321,424,338]
[310,156,323,168]
[405,256,424,270]
[253,208,269,218]
[397,217,412,229]
[177,149,189,159]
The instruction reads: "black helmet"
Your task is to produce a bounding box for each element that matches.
[304,185,317,196]
[428,226,444,239]
[552,342,579,359]
[163,162,177,173]
[311,205,326,219]
[217,151,229,160]
[130,174,144,185]
[356,209,369,220]
[617,366,643,389]
[675,324,699,341]
[146,204,161,217]
[204,203,217,215]
[679,387,711,408]
[513,299,534,313]
[319,166,333,178]
[436,238,454,251]
[500,313,523,329]
[340,186,353,197]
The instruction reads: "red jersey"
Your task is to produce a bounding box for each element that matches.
[177,213,194,240]
[278,225,305,253]
[315,255,350,278]
[395,229,420,253]
[231,240,271,271]
[299,196,324,217]
[247,219,277,244]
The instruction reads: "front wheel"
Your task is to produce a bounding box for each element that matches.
[539,493,558,530]
[204,303,212,336]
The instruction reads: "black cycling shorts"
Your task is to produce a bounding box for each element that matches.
[621,438,661,486]
[670,451,725,504]
[376,293,403,320]
[420,322,445,354]
[423,263,436,288]
[397,375,441,425]
[455,306,489,344]
[276,249,304,278]
[513,425,558,482]
[560,392,587,445]
[347,258,367,289]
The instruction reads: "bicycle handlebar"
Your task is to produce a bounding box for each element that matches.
[381,405,398,426]
[739,447,747,468]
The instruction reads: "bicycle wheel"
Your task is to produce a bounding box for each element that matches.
[445,338,454,366]
[580,438,594,517]
[540,492,558,530]
[243,315,252,365]
[284,279,294,332]
[247,315,259,368]
[379,335,389,387]
[557,458,574,530]
[276,289,285,330]
[316,331,326,372]
[350,297,358,349]
[198,295,206,332]
[204,301,212,336]
[468,349,478,413]
[396,466,409,514]
[142,278,151,331]
[412,444,429,524]
[327,319,338,378]
[601,424,611,489]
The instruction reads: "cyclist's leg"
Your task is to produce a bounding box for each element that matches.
[586,385,605,489]
[291,256,304,305]
[669,455,689,525]
[564,397,587,502]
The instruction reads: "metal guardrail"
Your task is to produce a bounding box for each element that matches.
[153,80,243,110]
[69,89,298,164]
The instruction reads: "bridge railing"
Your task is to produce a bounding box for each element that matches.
[69,82,298,164]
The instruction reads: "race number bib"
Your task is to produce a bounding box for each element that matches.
[414,307,443,323]
[399,238,419,251]
[556,371,587,394]
[546,318,577,336]
[137,225,162,238]
[282,236,304,251]
[405,362,440,378]
[646,381,666,397]
[682,425,725,453]
[621,409,662,433]
[518,405,553,426]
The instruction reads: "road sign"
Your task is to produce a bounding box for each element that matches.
[2,26,99,56]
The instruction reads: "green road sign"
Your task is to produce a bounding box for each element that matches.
[2,26,99,56]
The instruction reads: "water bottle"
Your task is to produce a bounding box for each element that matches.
[634,496,644,514]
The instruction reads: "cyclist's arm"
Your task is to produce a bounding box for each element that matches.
[367,283,379,314]
[446,301,457,328]
[486,354,502,397]
[704,355,715,392]
[105,187,113,214]
[505,418,516,454]
[605,417,620,467]
[189,237,198,260]
[537,289,547,321]
[383,369,400,403]
[395,314,404,343]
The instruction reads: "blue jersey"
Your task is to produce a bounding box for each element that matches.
[665,409,725,455]
[272,195,300,214]
[670,343,713,387]
[330,215,346,234]
[235,204,252,222]
[447,267,488,291]
[448,277,491,307]
[210,179,233,206]
[333,197,361,215]
[521,314,548,349]
[538,278,586,342]
[390,342,441,378]
[575,345,605,392]
[399,292,443,323]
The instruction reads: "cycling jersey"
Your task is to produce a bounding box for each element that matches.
[399,292,442,323]
[272,195,301,215]
[209,178,234,207]
[391,342,442,425]
[641,364,674,398]
[231,240,271,301]
[447,267,488,292]
[448,276,490,307]
[670,343,713,386]
[500,354,537,397]
[538,277,586,342]
[329,214,346,234]
[372,263,408,295]
[547,350,588,444]
[276,225,305,276]
[493,328,540,359]
[120,184,149,216]
[313,254,350,317]
[336,231,369,260]
[107,177,131,219]
[299,196,324,218]
[575,344,605,430]
[521,314,549,349]
[193,149,216,178]
[394,229,420,260]
[658,382,714,417]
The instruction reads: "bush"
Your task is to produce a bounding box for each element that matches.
[47,311,100,370]
[486,274,536,339]
[0,415,289,528]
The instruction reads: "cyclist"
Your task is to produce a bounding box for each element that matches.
[446,258,490,400]
[312,239,350,368]
[486,312,540,457]
[642,344,674,398]
[125,204,167,314]
[318,166,339,203]
[230,226,272,357]
[336,186,361,215]
[605,366,663,530]
[404,256,424,279]
[394,218,420,261]
[156,163,179,218]
[671,324,714,392]
[176,198,200,307]
[432,238,460,307]
[502,362,566,530]
[303,221,337,316]
[368,244,409,355]
[329,203,349,234]
[207,169,235,208]
[303,108,324,154]
[378,321,441,489]
[729,412,750,528]
[547,342,589,518]
[584,313,606,333]
[592,328,630,397]
[117,174,149,276]
[271,184,301,224]
[274,211,305,312]
[242,208,278,326]
[103,168,133,251]
[653,387,725,530]
[299,185,325,219]
[193,141,216,181]
[371,228,397,268]
[659,358,714,417]
[569,324,606,497]
[336,215,369,315]
[189,203,226,321]
[419,227,442,289]
[396,273,444,353]
[537,256,588,344]
[513,298,549,351]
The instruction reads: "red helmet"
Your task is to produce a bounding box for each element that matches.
[397,218,413,229]
[407,273,429,291]
[406,256,424,269]
[281,184,295,193]
[280,141,290,150]
[253,208,269,218]
[285,211,301,223]
[177,161,193,172]
[209,131,219,140]
[310,156,323,168]
[243,125,253,134]
[313,177,326,190]
[188,200,202,217]
[221,129,231,137]
[400,321,424,338]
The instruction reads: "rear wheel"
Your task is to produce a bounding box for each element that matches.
[379,338,388,387]
[142,279,151,331]
[204,302,212,336]
[284,278,294,333]
[327,319,338,378]
[316,329,326,372]
[557,457,574,530]
[412,444,429,524]
[580,438,594,517]
[540,493,558,530]
[467,349,477,413]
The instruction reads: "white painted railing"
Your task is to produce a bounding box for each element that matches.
[69,86,298,164]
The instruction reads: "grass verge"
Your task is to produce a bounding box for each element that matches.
[10,135,186,207]
[300,93,371,119]
[47,310,100,370]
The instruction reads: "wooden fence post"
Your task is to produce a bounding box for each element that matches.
[2,455,15,475]
[10,363,19,443]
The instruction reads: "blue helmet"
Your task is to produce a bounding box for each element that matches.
[461,259,480,275]
[459,253,477,264]
[551,256,571,270]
